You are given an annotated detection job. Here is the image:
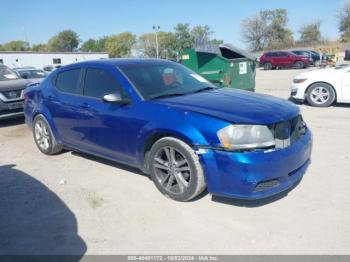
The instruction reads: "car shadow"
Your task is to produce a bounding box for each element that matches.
[0,164,87,256]
[70,151,211,201]
[70,151,151,179]
[0,117,25,128]
[211,179,302,207]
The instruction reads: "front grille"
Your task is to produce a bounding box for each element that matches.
[1,89,23,100]
[254,179,280,192]
[270,115,307,149]
[0,108,23,115]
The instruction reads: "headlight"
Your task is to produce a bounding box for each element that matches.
[217,125,275,150]
[293,78,307,84]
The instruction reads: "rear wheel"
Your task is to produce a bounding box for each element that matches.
[33,115,63,155]
[149,137,206,202]
[264,62,273,70]
[294,61,304,69]
[306,83,335,107]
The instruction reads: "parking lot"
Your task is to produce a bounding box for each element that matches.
[1,68,350,255]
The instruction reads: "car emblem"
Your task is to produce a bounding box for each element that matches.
[8,91,18,98]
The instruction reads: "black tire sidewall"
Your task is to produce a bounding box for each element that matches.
[264,63,272,70]
[33,115,55,155]
[149,138,201,202]
[295,61,304,69]
[306,83,335,107]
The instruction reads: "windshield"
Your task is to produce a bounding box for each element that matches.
[18,69,47,79]
[0,66,20,81]
[118,62,217,100]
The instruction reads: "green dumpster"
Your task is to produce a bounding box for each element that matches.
[181,44,257,91]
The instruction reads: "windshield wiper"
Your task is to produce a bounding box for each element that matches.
[191,86,217,94]
[151,93,186,100]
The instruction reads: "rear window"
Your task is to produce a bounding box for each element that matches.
[55,69,81,94]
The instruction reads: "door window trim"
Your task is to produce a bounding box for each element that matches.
[53,67,84,96]
[81,66,130,101]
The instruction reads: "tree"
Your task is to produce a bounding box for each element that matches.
[241,11,269,51]
[338,1,350,42]
[80,39,98,52]
[241,9,294,51]
[210,39,224,46]
[105,32,136,58]
[299,21,322,45]
[47,30,80,52]
[191,25,213,42]
[173,23,194,51]
[138,32,176,59]
[2,40,30,51]
[80,37,108,52]
[31,43,47,51]
[264,9,294,50]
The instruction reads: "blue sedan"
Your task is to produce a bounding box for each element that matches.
[24,59,312,202]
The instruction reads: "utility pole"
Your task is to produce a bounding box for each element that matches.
[152,25,160,59]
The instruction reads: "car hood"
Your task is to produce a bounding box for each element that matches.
[295,67,342,79]
[154,89,299,125]
[0,79,29,92]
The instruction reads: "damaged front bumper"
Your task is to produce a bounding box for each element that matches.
[198,130,312,199]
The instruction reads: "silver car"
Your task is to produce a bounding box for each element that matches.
[0,65,29,119]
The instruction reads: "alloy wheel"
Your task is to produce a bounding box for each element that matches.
[310,86,330,105]
[153,146,191,195]
[34,120,51,151]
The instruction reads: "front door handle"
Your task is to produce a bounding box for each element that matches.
[79,103,90,109]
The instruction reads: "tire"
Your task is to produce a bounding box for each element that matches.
[33,114,63,155]
[264,62,273,70]
[306,83,335,107]
[148,137,206,202]
[314,60,320,67]
[294,61,304,69]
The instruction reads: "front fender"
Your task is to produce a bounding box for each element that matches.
[135,120,209,168]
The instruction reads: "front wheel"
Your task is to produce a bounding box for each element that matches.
[306,83,335,107]
[149,137,206,202]
[33,115,63,155]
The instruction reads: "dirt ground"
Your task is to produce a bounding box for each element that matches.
[1,68,350,255]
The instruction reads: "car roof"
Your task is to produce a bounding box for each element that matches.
[61,58,175,69]
[15,67,42,71]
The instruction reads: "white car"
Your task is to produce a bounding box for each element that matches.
[291,65,350,107]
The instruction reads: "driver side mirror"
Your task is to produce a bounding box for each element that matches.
[103,92,131,105]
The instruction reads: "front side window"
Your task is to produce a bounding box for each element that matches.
[119,62,216,100]
[55,69,81,94]
[84,68,123,99]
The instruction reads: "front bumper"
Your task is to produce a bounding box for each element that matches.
[0,99,24,120]
[199,130,312,199]
[290,82,308,101]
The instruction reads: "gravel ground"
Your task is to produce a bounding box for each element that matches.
[1,68,350,255]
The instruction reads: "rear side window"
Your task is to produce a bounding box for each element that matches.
[55,69,81,94]
[83,68,123,99]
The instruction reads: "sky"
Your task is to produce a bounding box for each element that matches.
[0,0,346,49]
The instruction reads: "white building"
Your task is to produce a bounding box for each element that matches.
[0,51,109,69]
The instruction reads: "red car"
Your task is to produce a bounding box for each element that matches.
[259,51,310,70]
